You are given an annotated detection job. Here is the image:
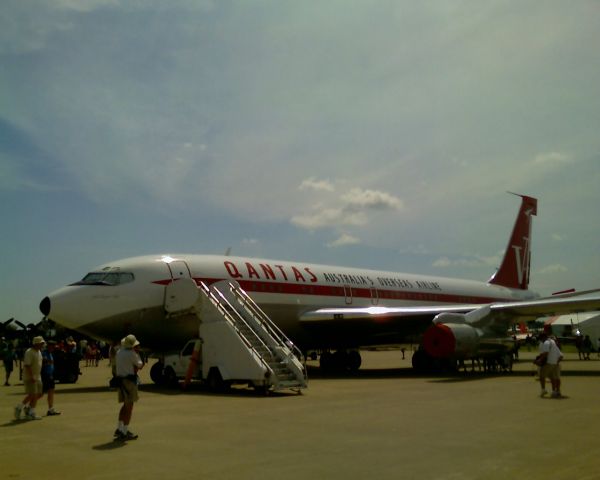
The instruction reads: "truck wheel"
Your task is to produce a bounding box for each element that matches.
[150,362,165,385]
[253,383,269,395]
[207,367,225,392]
[163,367,179,388]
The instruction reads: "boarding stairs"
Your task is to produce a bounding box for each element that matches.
[199,280,308,391]
[164,277,307,391]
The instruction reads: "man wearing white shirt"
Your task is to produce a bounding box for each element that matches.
[15,336,46,420]
[538,332,563,398]
[114,334,143,440]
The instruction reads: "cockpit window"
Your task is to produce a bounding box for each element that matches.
[80,272,106,284]
[71,271,135,286]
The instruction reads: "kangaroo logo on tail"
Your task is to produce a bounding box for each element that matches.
[488,193,538,290]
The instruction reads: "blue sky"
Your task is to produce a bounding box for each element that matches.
[2,1,600,325]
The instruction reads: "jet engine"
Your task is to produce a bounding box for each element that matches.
[422,308,515,361]
[423,321,481,359]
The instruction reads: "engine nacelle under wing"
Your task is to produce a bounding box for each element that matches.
[423,322,481,359]
[423,308,516,360]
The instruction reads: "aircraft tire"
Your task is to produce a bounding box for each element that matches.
[319,351,334,371]
[347,350,362,372]
[411,349,431,372]
[333,350,349,370]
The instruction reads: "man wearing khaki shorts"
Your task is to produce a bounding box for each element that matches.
[114,334,143,440]
[15,336,46,420]
[538,332,563,398]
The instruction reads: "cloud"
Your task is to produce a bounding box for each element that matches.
[533,152,573,167]
[432,253,501,269]
[327,233,361,248]
[341,188,403,211]
[398,244,431,256]
[2,3,600,256]
[0,0,122,55]
[291,207,367,230]
[538,264,568,274]
[291,183,403,234]
[299,177,335,192]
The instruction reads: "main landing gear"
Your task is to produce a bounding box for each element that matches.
[319,350,362,372]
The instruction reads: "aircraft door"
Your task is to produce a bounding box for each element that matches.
[164,260,198,313]
[370,287,379,305]
[168,260,192,280]
[343,284,353,305]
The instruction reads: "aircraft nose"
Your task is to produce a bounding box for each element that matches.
[39,296,51,316]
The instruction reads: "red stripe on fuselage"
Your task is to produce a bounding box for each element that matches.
[152,277,506,304]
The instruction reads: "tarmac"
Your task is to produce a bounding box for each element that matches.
[2,349,600,480]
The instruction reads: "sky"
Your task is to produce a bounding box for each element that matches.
[2,0,600,325]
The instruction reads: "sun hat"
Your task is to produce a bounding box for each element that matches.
[121,334,140,349]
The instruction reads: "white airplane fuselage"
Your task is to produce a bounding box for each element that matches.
[42,253,537,352]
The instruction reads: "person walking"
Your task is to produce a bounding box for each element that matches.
[2,340,17,386]
[114,334,143,440]
[538,332,564,398]
[41,340,61,416]
[15,336,46,420]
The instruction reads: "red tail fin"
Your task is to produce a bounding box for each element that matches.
[488,193,538,290]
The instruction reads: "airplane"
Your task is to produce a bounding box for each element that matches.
[39,194,600,374]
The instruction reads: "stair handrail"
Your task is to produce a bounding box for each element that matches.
[206,284,306,388]
[226,281,307,380]
[197,282,274,376]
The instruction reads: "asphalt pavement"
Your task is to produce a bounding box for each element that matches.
[2,349,599,480]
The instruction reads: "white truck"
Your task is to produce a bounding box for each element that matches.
[150,333,275,392]
[150,333,303,393]
[150,339,203,388]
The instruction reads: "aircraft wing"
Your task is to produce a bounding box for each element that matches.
[298,294,600,346]
[298,304,478,347]
[487,294,600,321]
[300,304,476,323]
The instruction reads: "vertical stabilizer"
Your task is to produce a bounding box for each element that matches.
[488,193,538,290]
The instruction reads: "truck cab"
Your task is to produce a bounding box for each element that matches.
[158,339,202,387]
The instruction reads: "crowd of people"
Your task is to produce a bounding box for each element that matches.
[1,327,597,440]
[2,333,144,441]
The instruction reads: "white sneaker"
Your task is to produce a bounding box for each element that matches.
[25,412,42,420]
[14,404,23,420]
[540,389,548,397]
